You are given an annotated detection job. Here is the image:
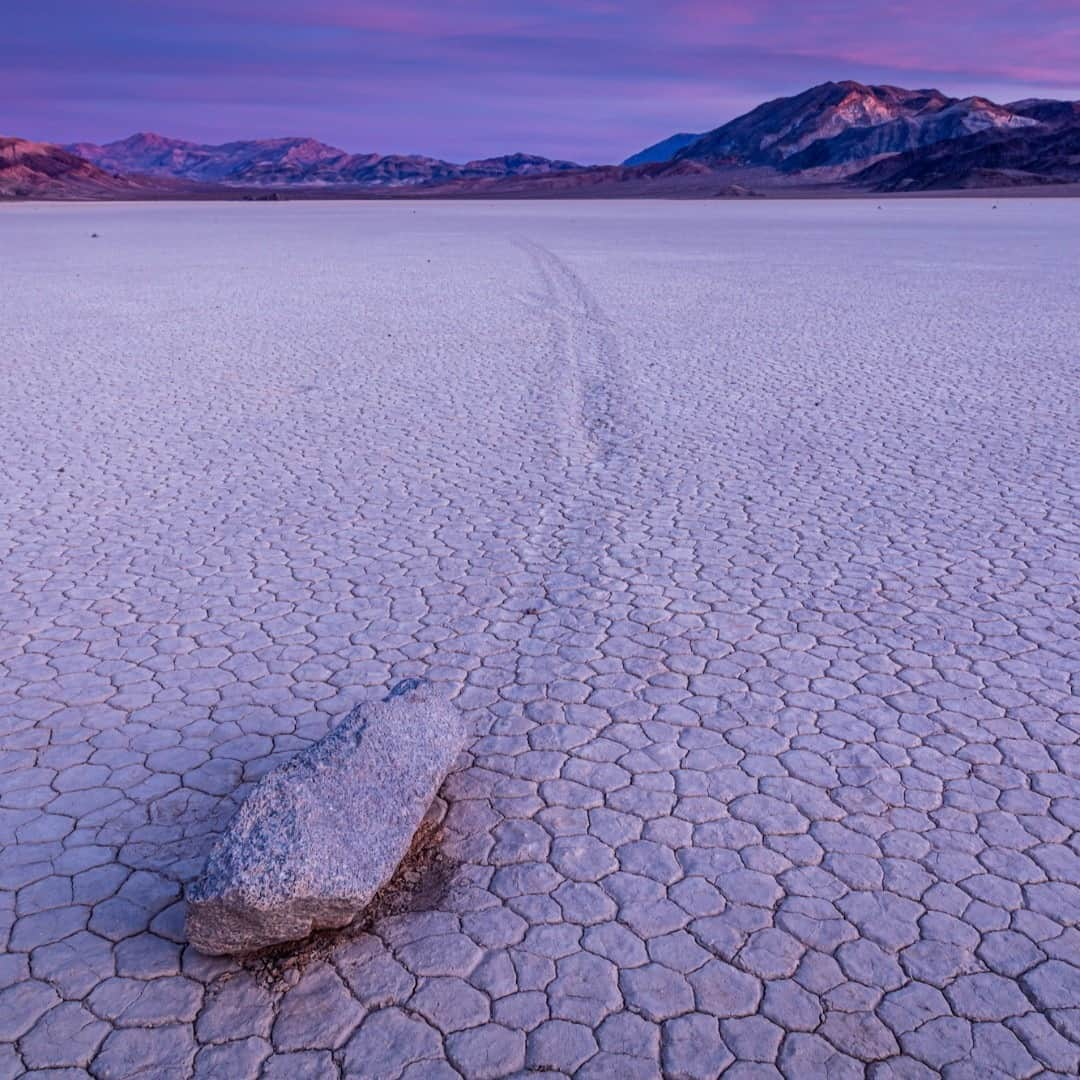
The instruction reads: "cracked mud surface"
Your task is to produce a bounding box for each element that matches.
[1,199,1078,1078]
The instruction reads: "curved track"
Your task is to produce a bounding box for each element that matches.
[1,200,1078,1079]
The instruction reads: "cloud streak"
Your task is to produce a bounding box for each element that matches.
[6,1,1078,162]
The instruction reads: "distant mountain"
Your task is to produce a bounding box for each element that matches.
[69,133,582,188]
[0,136,201,199]
[459,153,580,179]
[779,96,1037,176]
[416,156,764,199]
[851,118,1080,191]
[67,133,348,184]
[673,81,1037,175]
[623,133,701,166]
[582,82,1080,193]
[14,81,1080,201]
[1008,99,1080,125]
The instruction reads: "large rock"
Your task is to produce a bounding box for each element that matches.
[185,679,466,955]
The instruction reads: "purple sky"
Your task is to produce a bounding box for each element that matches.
[7,1,1079,163]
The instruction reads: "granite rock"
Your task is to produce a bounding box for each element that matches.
[186,681,466,954]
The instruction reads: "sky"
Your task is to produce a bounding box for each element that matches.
[7,1,1080,163]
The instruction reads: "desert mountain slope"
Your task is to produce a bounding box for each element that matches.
[70,133,581,187]
[852,119,1080,190]
[1,137,203,198]
[623,133,701,166]
[670,82,1037,176]
[779,97,1036,175]
[1007,99,1080,125]
[67,132,349,184]
[21,81,1080,199]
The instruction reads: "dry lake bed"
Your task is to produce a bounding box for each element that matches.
[1,199,1078,1078]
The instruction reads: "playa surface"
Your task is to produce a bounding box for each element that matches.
[1,199,1078,1078]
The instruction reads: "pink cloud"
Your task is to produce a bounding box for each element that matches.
[6,1,1079,162]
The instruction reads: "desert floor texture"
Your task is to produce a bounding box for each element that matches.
[1,199,1078,1079]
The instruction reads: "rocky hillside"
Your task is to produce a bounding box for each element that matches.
[623,133,701,166]
[622,82,1055,169]
[669,82,1036,174]
[1008,99,1080,125]
[14,81,1080,199]
[69,133,582,188]
[469,80,1080,196]
[67,133,347,184]
[0,137,199,199]
[777,96,1037,176]
[851,119,1080,191]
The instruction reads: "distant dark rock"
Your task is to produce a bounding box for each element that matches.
[185,680,466,955]
[714,184,762,198]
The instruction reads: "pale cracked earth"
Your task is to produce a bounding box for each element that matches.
[1,199,1078,1080]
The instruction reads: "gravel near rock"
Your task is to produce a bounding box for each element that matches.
[185,680,466,955]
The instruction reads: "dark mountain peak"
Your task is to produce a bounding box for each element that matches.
[829,82,951,105]
[623,133,701,166]
[221,135,345,153]
[472,151,554,166]
[800,79,870,98]
[667,78,1051,177]
[1007,98,1080,125]
[673,80,938,167]
[852,115,1080,190]
[949,96,1023,120]
[460,152,580,177]
[117,131,198,151]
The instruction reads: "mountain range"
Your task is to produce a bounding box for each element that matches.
[67,133,582,188]
[4,80,1079,199]
[0,137,209,199]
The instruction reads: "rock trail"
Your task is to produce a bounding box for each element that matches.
[0,200,1077,1079]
